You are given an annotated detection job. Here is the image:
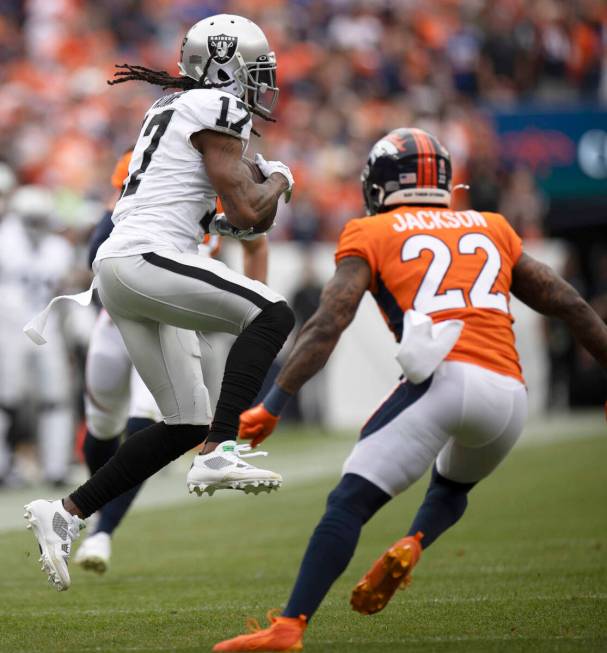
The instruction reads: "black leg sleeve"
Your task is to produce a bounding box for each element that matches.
[69,422,207,518]
[82,430,120,475]
[208,301,294,443]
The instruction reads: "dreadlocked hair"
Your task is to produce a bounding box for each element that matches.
[107,59,276,136]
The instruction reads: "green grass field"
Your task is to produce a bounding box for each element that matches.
[1,425,606,653]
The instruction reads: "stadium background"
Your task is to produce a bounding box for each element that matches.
[0,2,606,651]
[0,0,605,498]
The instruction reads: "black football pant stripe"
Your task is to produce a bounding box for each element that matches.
[142,251,270,310]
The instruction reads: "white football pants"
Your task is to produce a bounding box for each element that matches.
[343,361,528,495]
[94,250,284,426]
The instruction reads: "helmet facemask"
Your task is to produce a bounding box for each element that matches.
[233,52,279,118]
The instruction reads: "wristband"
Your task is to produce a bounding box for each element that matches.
[264,383,293,417]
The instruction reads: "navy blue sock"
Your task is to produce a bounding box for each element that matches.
[94,418,154,536]
[83,430,120,475]
[283,474,390,620]
[407,465,475,549]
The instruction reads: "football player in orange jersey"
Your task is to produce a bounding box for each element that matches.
[213,128,607,651]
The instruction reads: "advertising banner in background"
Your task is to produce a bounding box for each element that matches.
[492,107,607,232]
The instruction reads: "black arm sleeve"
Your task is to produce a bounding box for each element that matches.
[88,209,115,268]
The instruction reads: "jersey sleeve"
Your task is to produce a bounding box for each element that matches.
[110,150,133,190]
[485,212,523,266]
[335,219,378,290]
[179,89,252,145]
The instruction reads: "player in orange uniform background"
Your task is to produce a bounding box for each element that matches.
[214,128,607,651]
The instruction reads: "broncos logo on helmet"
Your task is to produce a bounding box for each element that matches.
[362,128,452,215]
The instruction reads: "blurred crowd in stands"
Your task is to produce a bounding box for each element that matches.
[0,0,605,486]
[1,0,606,240]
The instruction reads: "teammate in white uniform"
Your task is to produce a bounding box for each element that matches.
[25,13,296,591]
[0,162,17,484]
[0,186,74,485]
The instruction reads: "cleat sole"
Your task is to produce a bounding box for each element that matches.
[77,556,108,575]
[188,478,282,497]
[351,544,416,615]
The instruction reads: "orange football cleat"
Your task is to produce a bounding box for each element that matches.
[239,403,280,448]
[350,531,423,615]
[213,610,307,652]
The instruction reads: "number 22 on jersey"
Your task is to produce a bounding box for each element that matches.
[402,233,509,314]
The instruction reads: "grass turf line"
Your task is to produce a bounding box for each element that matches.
[1,427,605,653]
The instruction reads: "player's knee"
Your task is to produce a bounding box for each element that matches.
[255,302,295,342]
[264,301,295,338]
[86,413,125,441]
[126,417,156,437]
[327,473,390,524]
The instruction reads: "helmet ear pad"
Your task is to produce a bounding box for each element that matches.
[362,182,385,216]
[362,155,401,215]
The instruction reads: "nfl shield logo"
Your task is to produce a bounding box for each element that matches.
[208,34,238,64]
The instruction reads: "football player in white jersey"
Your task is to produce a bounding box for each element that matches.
[0,186,74,486]
[74,150,164,573]
[25,14,296,591]
[75,151,273,574]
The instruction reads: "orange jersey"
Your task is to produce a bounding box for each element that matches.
[335,207,524,382]
[110,150,133,190]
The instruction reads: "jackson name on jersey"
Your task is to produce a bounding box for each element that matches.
[336,206,524,383]
[96,88,252,261]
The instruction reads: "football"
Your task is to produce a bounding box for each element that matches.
[242,156,265,184]
[242,156,275,233]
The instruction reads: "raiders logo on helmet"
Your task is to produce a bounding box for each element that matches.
[208,34,238,64]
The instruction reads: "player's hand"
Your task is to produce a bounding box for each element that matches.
[254,153,294,203]
[208,213,263,241]
[239,403,279,448]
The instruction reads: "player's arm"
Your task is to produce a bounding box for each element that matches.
[276,256,370,393]
[88,191,122,268]
[191,130,289,230]
[239,256,371,446]
[511,252,607,367]
[240,236,268,283]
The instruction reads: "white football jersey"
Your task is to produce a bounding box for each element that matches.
[0,215,74,312]
[96,88,252,260]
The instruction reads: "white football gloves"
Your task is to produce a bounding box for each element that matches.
[254,153,294,203]
[207,213,265,241]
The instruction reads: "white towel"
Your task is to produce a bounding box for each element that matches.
[23,277,97,345]
[396,310,463,384]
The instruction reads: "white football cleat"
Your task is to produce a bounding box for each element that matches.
[186,440,282,497]
[23,499,85,591]
[74,531,111,575]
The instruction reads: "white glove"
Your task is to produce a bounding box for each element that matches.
[207,213,265,241]
[255,153,294,203]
